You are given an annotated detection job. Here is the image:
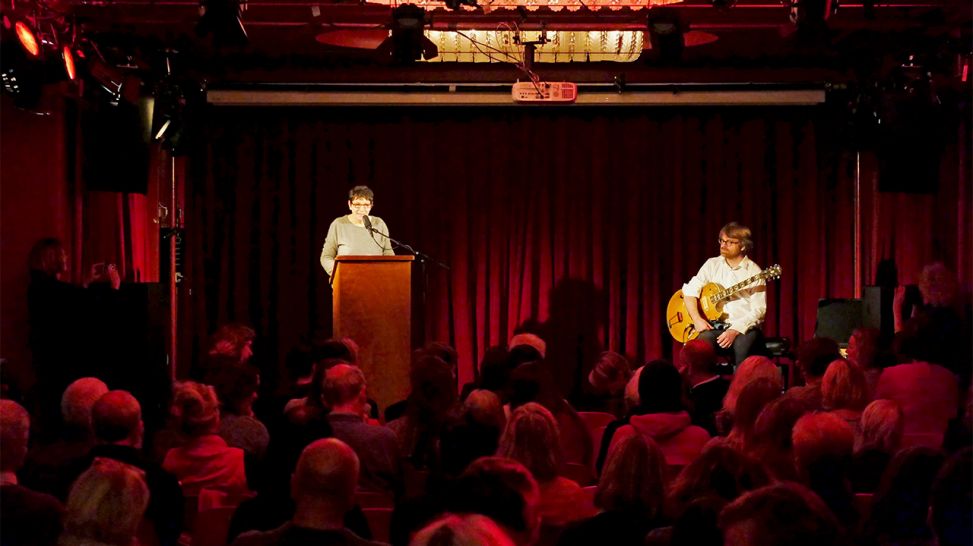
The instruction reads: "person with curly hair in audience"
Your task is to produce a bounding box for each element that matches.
[821,359,869,429]
[851,399,905,493]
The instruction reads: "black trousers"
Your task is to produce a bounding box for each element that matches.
[697,327,763,365]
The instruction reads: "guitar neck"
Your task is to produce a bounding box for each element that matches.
[713,273,765,303]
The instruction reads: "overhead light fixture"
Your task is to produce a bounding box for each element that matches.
[197,0,248,46]
[646,8,684,62]
[376,4,438,64]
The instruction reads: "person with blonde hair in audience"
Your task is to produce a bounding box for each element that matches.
[58,458,149,546]
[410,514,516,546]
[851,399,904,492]
[821,359,869,429]
[716,355,780,435]
[747,397,808,481]
[1,399,64,546]
[714,377,781,452]
[232,438,385,546]
[162,381,248,498]
[558,434,667,546]
[791,412,858,530]
[498,402,594,527]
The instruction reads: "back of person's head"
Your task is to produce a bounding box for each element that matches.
[724,356,779,416]
[679,340,718,376]
[867,446,946,543]
[668,495,727,546]
[477,346,511,394]
[893,314,946,364]
[597,433,666,520]
[408,355,457,424]
[311,336,356,365]
[797,338,841,380]
[792,412,854,473]
[719,482,842,546]
[291,438,359,508]
[588,351,633,395]
[749,397,808,479]
[170,381,220,437]
[848,327,887,370]
[448,456,540,541]
[409,514,516,546]
[507,362,557,410]
[624,365,644,412]
[918,261,959,307]
[307,357,352,409]
[731,377,782,447]
[422,342,459,375]
[212,365,260,415]
[929,448,973,546]
[207,323,256,363]
[637,359,685,413]
[60,458,150,546]
[0,399,30,472]
[667,444,771,518]
[28,237,67,277]
[497,402,561,482]
[322,364,366,408]
[821,359,867,412]
[855,399,904,453]
[508,333,546,359]
[464,389,506,431]
[62,377,109,430]
[285,341,314,383]
[91,390,142,445]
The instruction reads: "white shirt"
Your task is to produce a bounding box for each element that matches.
[681,255,766,334]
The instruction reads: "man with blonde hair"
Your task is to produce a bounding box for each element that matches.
[681,221,767,365]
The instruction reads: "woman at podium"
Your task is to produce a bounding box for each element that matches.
[320,185,394,278]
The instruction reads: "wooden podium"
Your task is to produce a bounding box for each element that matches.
[332,255,414,413]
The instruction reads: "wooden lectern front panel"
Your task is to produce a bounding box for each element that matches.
[333,256,413,414]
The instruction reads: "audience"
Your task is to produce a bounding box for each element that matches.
[785,338,841,411]
[846,327,889,397]
[409,514,516,546]
[323,364,401,492]
[678,340,729,436]
[719,482,843,546]
[214,365,270,460]
[559,434,667,546]
[445,456,541,546]
[715,377,781,451]
[717,355,780,435]
[851,399,904,492]
[747,397,807,481]
[231,438,386,546]
[665,444,770,520]
[0,399,63,546]
[791,412,858,531]
[387,355,457,470]
[584,351,633,417]
[58,458,150,546]
[162,381,249,498]
[929,448,973,546]
[821,359,869,429]
[498,402,594,527]
[861,446,946,546]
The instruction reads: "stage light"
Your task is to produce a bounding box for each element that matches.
[15,20,40,57]
[376,4,438,64]
[62,45,76,80]
[646,9,684,62]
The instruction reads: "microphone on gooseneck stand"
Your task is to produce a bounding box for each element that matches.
[363,215,373,232]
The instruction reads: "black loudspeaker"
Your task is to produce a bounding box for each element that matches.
[81,101,150,194]
[814,298,863,345]
[862,286,895,341]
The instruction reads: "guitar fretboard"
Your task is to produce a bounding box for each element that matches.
[708,267,779,304]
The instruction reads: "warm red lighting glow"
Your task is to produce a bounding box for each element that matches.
[15,21,40,57]
[62,46,76,80]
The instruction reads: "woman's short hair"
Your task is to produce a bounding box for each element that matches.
[497,402,561,482]
[60,458,149,546]
[588,351,633,395]
[410,514,516,546]
[596,433,666,520]
[821,359,868,412]
[855,399,904,453]
[463,389,506,431]
[348,185,375,203]
[723,356,781,417]
[207,323,256,361]
[731,377,783,448]
[28,237,67,277]
[720,222,753,253]
[170,381,220,437]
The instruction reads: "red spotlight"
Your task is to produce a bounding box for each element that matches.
[62,45,76,80]
[15,21,40,57]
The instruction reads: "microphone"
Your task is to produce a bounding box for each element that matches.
[363,215,373,232]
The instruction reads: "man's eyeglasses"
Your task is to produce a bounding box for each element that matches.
[350,202,372,208]
[719,238,741,246]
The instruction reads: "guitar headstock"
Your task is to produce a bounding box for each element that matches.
[762,264,782,280]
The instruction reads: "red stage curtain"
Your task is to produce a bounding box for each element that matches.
[184,106,969,395]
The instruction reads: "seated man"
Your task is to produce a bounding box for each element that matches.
[681,222,767,365]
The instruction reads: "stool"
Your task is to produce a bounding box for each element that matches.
[764,337,795,389]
